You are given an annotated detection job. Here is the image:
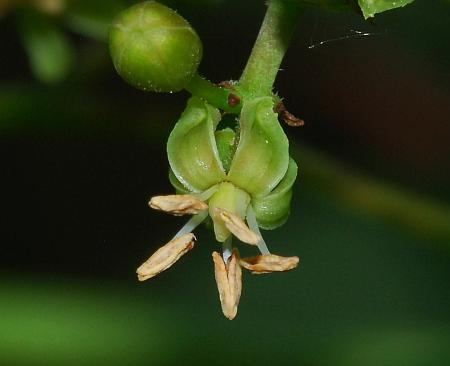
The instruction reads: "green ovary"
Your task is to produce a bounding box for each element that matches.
[208,182,250,242]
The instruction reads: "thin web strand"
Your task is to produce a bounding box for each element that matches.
[308,28,385,49]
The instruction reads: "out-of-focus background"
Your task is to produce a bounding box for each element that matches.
[1,0,450,365]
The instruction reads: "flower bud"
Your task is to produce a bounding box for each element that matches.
[109,1,202,92]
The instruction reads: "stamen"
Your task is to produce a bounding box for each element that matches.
[240,254,299,274]
[212,249,242,320]
[149,194,208,215]
[136,233,196,281]
[246,205,270,255]
[173,209,209,239]
[222,236,233,263]
[214,208,259,245]
[194,184,219,202]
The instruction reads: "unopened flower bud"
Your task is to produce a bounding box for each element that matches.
[109,1,202,92]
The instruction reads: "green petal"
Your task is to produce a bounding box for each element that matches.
[167,97,226,192]
[358,0,415,19]
[168,169,191,194]
[227,97,289,197]
[252,158,298,230]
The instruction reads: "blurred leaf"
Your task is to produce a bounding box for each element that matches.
[0,278,172,366]
[334,328,450,366]
[63,0,228,41]
[358,0,415,19]
[17,10,74,83]
[287,0,415,18]
[64,0,125,41]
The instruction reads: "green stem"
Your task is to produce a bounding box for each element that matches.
[185,74,242,113]
[238,0,304,99]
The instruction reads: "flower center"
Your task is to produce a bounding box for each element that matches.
[208,182,251,242]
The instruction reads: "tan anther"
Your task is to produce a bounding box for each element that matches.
[240,254,299,274]
[149,195,208,216]
[136,233,196,281]
[212,249,242,320]
[214,208,259,245]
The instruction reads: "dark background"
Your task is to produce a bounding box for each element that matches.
[1,0,450,365]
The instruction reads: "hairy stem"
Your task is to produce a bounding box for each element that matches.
[238,0,304,98]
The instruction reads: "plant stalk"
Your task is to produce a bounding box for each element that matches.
[185,74,242,113]
[238,0,304,99]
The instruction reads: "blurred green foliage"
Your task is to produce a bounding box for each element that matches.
[1,189,450,365]
[3,0,418,83]
[16,9,74,83]
[1,1,449,365]
[64,0,124,41]
[358,0,415,18]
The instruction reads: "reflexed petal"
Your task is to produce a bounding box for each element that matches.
[227,97,289,197]
[136,233,195,281]
[149,194,208,215]
[240,254,299,274]
[167,97,226,192]
[169,169,191,194]
[251,158,298,230]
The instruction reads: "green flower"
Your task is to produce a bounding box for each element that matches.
[137,96,299,319]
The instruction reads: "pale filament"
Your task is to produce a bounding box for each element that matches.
[246,205,270,255]
[173,210,209,239]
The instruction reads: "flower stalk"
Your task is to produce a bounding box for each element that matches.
[187,1,304,110]
[185,74,242,113]
[238,0,304,99]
